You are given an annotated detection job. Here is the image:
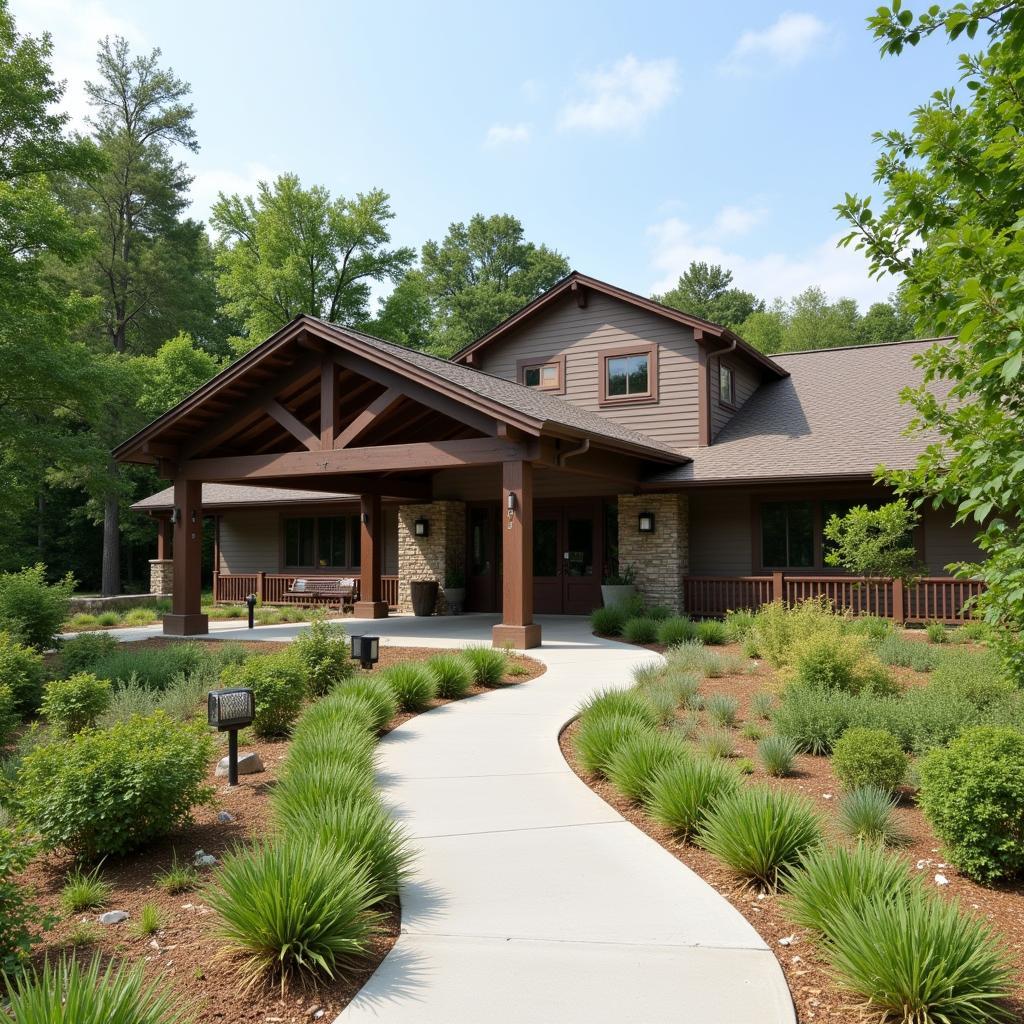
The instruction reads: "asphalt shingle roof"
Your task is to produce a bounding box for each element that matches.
[132,483,358,511]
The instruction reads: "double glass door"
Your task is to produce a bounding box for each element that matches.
[533,501,602,615]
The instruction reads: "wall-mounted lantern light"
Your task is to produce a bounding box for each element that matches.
[414,517,429,538]
[191,509,199,525]
[170,507,181,525]
[351,634,380,670]
[360,512,369,525]
[208,687,255,786]
[638,511,656,534]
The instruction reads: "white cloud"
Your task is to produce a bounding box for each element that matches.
[189,162,279,225]
[712,204,768,236]
[558,55,678,133]
[720,13,830,76]
[483,122,531,148]
[647,210,896,309]
[11,0,147,128]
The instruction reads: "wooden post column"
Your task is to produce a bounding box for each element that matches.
[156,516,172,559]
[492,460,542,649]
[353,493,389,619]
[163,478,208,636]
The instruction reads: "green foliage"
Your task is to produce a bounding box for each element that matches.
[573,714,650,778]
[41,673,112,735]
[723,609,757,644]
[89,642,215,691]
[666,642,745,678]
[697,786,822,888]
[426,653,474,699]
[291,616,353,697]
[704,693,739,727]
[134,902,162,937]
[338,677,399,731]
[662,670,701,709]
[578,688,658,727]
[750,691,776,720]
[929,648,1011,708]
[824,889,1013,1024]
[789,631,898,696]
[3,954,189,1024]
[0,565,74,651]
[621,616,658,645]
[643,684,680,726]
[605,732,686,804]
[695,620,728,646]
[154,854,200,895]
[59,864,111,913]
[749,598,839,669]
[59,632,119,673]
[220,652,307,737]
[757,735,798,777]
[837,786,908,846]
[0,631,44,717]
[646,757,740,839]
[772,685,857,755]
[17,712,214,858]
[696,728,735,760]
[654,262,763,330]
[918,726,1024,883]
[832,728,908,792]
[823,500,921,582]
[590,605,625,636]
[845,615,895,642]
[381,662,437,712]
[740,721,766,741]
[873,633,941,671]
[461,645,508,687]
[656,616,697,647]
[925,621,948,644]
[0,826,48,975]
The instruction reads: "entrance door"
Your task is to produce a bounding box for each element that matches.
[466,503,499,612]
[533,501,603,615]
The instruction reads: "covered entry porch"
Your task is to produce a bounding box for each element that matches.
[115,317,682,648]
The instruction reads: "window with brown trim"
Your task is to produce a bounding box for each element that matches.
[522,361,560,390]
[284,515,361,569]
[719,363,735,406]
[599,344,657,404]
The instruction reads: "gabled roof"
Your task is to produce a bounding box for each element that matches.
[644,339,949,486]
[452,271,788,379]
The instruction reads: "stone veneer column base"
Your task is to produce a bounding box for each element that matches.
[492,623,542,650]
[163,612,209,636]
[616,493,690,614]
[353,600,389,619]
[397,501,466,615]
[149,558,173,596]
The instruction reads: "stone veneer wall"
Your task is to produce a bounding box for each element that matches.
[616,493,689,613]
[149,559,173,597]
[397,501,466,615]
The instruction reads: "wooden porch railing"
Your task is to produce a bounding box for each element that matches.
[213,573,400,611]
[682,573,983,624]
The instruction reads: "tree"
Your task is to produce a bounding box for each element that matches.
[654,261,763,327]
[212,174,413,350]
[837,1,1024,678]
[137,332,221,420]
[374,213,569,355]
[823,499,922,582]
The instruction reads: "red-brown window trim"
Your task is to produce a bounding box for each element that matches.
[717,360,737,410]
[598,342,658,406]
[516,354,566,395]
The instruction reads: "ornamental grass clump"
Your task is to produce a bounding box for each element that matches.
[338,677,399,731]
[657,616,698,647]
[621,616,658,645]
[750,690,775,720]
[577,687,659,728]
[605,731,687,804]
[697,727,735,760]
[426,653,474,699]
[757,735,798,777]
[704,693,739,728]
[381,662,437,712]
[831,727,907,792]
[590,606,625,637]
[697,786,822,889]
[723,609,757,644]
[644,683,680,726]
[836,786,908,846]
[772,685,856,755]
[646,757,740,839]
[573,713,651,778]
[59,865,111,914]
[207,839,381,992]
[662,670,700,709]
[696,620,728,646]
[461,645,508,686]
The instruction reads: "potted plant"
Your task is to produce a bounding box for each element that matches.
[409,579,439,617]
[601,563,637,608]
[443,567,466,615]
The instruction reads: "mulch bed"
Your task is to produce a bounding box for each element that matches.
[561,641,1024,1024]
[20,641,545,1023]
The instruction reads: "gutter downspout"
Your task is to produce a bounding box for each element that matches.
[556,438,590,467]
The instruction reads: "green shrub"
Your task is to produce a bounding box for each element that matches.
[925,621,948,644]
[59,632,119,674]
[740,721,766,741]
[0,826,48,975]
[772,685,856,755]
[895,685,985,755]
[59,864,111,913]
[41,673,112,735]
[695,620,728,646]
[157,671,207,723]
[622,617,658,645]
[647,757,739,838]
[382,662,437,712]
[929,648,1013,709]
[697,727,735,759]
[750,598,840,669]
[461,645,508,686]
[758,735,797,777]
[723,609,757,644]
[646,605,672,621]
[782,843,916,939]
[704,693,738,727]
[750,690,775,719]
[832,727,907,792]
[590,605,625,636]
[845,615,894,642]
[220,652,306,737]
[95,612,119,627]
[644,684,679,726]
[338,677,399,730]
[824,890,1013,1024]
[3,954,185,1024]
[573,713,650,778]
[662,670,700,708]
[605,732,686,803]
[918,726,1024,883]
[657,616,697,647]
[207,839,381,990]
[697,786,822,888]
[426,653,474,699]
[578,688,659,728]
[837,786,908,846]
[291,616,353,696]
[17,712,213,858]
[666,642,745,678]
[90,642,215,691]
[0,565,74,650]
[960,620,993,643]
[789,631,897,696]
[873,633,941,672]
[0,632,44,718]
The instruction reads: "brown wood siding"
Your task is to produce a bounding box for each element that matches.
[688,490,754,576]
[218,510,280,574]
[473,291,700,450]
[710,357,759,440]
[921,506,983,575]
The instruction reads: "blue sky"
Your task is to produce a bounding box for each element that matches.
[15,0,962,309]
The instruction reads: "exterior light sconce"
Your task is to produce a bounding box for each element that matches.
[207,687,255,786]
[506,492,517,530]
[190,509,199,525]
[351,634,380,670]
[414,517,429,538]
[170,507,181,525]
[638,511,656,534]
[360,512,369,525]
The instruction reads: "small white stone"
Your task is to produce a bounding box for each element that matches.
[215,751,264,777]
[98,910,128,925]
[217,811,235,823]
[778,934,795,946]
[149,939,160,950]
[193,849,217,867]
[935,873,950,886]
[822,793,832,800]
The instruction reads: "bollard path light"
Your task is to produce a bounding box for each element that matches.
[246,593,257,629]
[350,634,380,670]
[208,687,255,786]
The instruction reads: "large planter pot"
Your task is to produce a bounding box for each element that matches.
[601,584,637,608]
[443,587,466,615]
[410,580,439,617]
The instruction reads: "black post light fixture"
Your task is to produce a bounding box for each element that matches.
[414,517,430,538]
[208,687,255,786]
[638,511,656,534]
[351,634,380,670]
[246,593,257,629]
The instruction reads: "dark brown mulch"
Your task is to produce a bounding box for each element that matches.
[18,643,545,1023]
[561,644,1024,1024]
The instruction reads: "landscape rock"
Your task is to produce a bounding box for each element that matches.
[193,849,217,868]
[99,911,128,925]
[217,810,235,823]
[215,751,264,777]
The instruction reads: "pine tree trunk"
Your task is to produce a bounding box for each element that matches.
[101,460,121,596]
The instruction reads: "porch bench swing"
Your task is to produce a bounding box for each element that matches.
[282,576,357,613]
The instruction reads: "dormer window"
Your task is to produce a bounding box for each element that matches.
[600,344,658,405]
[719,363,735,406]
[518,356,564,393]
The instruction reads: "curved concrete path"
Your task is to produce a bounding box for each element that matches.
[331,615,796,1024]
